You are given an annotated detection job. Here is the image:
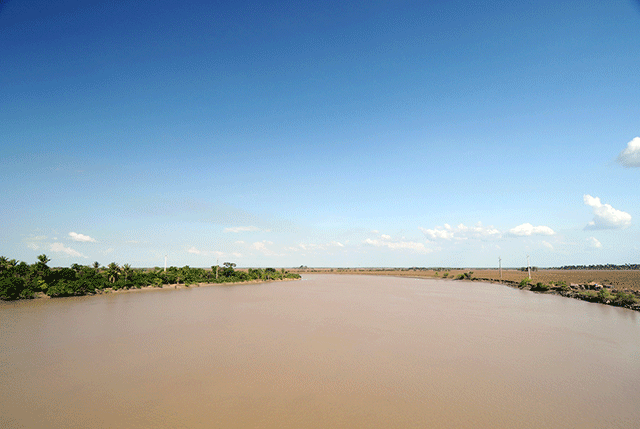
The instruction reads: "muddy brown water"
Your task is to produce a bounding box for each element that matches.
[1,274,639,428]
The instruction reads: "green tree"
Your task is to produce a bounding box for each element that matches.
[107,262,120,284]
[122,264,132,284]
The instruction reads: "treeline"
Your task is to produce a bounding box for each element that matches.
[0,256,301,301]
[553,264,640,270]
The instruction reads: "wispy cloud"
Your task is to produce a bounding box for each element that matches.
[69,232,96,242]
[587,237,602,249]
[187,247,224,257]
[50,242,87,258]
[224,226,263,233]
[420,222,501,241]
[286,241,345,254]
[251,241,278,256]
[508,223,555,236]
[363,236,431,254]
[583,194,631,230]
[616,137,640,168]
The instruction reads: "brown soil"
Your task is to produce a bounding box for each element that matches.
[290,268,640,311]
[292,268,640,291]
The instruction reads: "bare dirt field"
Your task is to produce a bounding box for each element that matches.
[292,268,640,291]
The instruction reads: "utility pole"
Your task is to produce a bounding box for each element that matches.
[499,257,502,282]
[216,258,219,280]
[527,255,531,280]
[164,255,167,273]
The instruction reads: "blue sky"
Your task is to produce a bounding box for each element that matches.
[2,0,639,268]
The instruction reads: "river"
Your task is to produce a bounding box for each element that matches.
[1,274,639,428]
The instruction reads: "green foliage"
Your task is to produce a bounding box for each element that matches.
[0,277,27,300]
[598,288,612,302]
[613,291,637,306]
[0,256,300,300]
[442,272,449,278]
[578,290,598,301]
[455,271,474,280]
[519,278,532,288]
[531,282,550,292]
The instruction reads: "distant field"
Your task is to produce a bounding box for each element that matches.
[292,268,640,291]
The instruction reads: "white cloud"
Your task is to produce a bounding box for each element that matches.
[50,242,87,258]
[420,224,454,240]
[508,223,555,236]
[251,241,275,255]
[381,234,391,240]
[224,226,262,233]
[583,194,631,230]
[69,232,96,242]
[363,238,431,254]
[24,234,47,250]
[251,241,267,251]
[288,241,345,253]
[616,137,640,167]
[587,237,602,249]
[542,241,554,250]
[420,222,501,241]
[187,247,225,258]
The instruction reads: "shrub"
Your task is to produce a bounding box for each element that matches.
[578,290,598,301]
[531,282,550,292]
[613,291,637,306]
[598,288,612,302]
[0,277,27,300]
[442,272,449,278]
[519,278,532,288]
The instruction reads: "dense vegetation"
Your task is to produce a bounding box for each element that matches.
[552,264,640,270]
[0,256,300,301]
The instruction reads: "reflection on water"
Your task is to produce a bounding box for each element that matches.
[1,275,639,428]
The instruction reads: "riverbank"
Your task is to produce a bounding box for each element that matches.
[28,277,301,300]
[295,268,640,312]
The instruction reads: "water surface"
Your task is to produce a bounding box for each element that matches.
[1,274,639,428]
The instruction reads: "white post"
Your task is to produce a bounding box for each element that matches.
[164,255,167,273]
[527,255,531,280]
[499,257,502,282]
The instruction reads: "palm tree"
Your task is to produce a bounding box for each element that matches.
[107,262,120,284]
[93,261,100,272]
[122,264,132,284]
